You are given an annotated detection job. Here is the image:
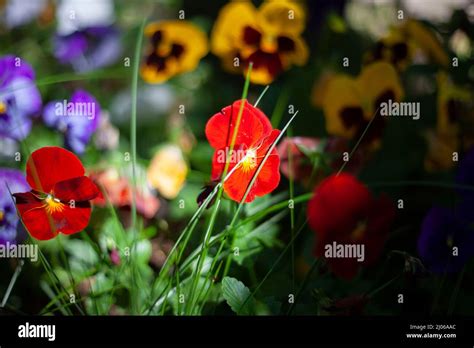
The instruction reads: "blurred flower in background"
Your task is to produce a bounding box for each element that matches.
[53,0,122,72]
[92,166,160,219]
[418,206,474,274]
[43,89,101,155]
[320,62,403,149]
[211,0,308,84]
[425,72,473,171]
[110,84,175,126]
[0,55,42,140]
[307,174,396,279]
[365,19,449,69]
[401,0,471,23]
[150,234,174,269]
[147,144,188,200]
[140,20,208,84]
[277,136,322,184]
[1,0,50,28]
[93,111,119,152]
[0,169,29,245]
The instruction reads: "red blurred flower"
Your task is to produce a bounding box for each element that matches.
[13,147,100,240]
[277,136,321,182]
[90,168,160,219]
[205,100,280,203]
[307,174,395,280]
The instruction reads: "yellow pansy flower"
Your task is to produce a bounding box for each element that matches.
[365,19,449,70]
[141,21,209,84]
[321,62,403,148]
[425,73,474,171]
[211,0,308,85]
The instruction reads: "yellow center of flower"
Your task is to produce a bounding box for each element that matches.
[241,149,258,173]
[0,101,7,114]
[0,210,4,222]
[44,194,65,214]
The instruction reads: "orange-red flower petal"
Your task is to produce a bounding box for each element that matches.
[14,146,99,240]
[205,100,272,149]
[26,146,85,193]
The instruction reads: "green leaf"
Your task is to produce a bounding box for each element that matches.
[221,277,254,315]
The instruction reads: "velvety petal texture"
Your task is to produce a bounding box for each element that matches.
[13,147,100,240]
[307,173,396,280]
[205,100,281,203]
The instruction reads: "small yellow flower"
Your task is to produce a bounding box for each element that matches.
[211,0,308,85]
[147,144,188,199]
[365,19,448,70]
[321,62,403,147]
[140,21,209,84]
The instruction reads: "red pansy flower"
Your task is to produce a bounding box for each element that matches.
[205,100,280,203]
[307,174,395,280]
[13,147,100,240]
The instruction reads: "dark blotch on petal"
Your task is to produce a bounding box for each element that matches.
[374,90,396,110]
[447,99,463,124]
[277,36,295,52]
[170,44,185,59]
[247,50,283,78]
[372,41,386,60]
[243,26,262,47]
[392,42,408,63]
[340,107,365,129]
[147,52,167,72]
[151,30,163,46]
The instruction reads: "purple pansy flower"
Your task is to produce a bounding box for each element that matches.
[43,89,101,154]
[0,55,42,140]
[53,25,122,73]
[0,169,29,245]
[418,206,474,274]
[3,0,47,28]
[52,0,121,72]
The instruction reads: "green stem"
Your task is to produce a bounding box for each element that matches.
[1,260,24,308]
[129,18,147,314]
[56,237,84,314]
[287,127,295,290]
